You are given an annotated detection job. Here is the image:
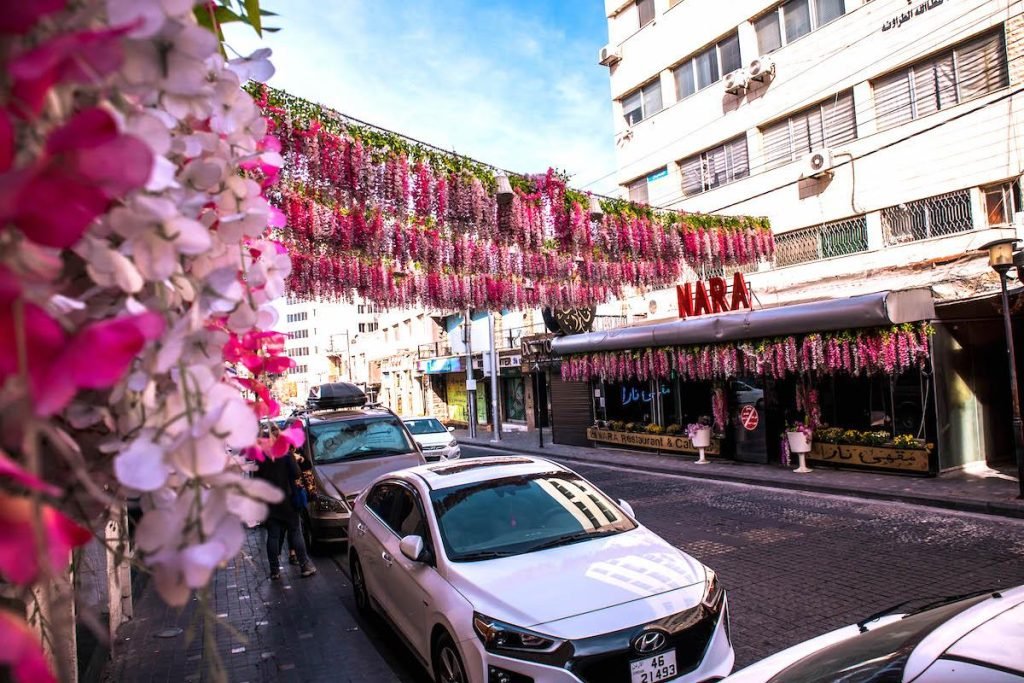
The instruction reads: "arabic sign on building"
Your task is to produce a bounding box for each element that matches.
[882,0,948,32]
[676,272,752,319]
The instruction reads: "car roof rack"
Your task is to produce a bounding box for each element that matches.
[306,382,367,411]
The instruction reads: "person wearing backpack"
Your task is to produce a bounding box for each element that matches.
[255,429,317,580]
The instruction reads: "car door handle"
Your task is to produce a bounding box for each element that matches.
[382,551,393,568]
[355,523,367,537]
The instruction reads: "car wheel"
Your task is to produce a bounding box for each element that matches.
[301,511,319,556]
[433,631,467,683]
[350,554,371,617]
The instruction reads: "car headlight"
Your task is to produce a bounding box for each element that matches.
[448,438,458,448]
[702,568,725,610]
[472,613,562,653]
[313,493,348,514]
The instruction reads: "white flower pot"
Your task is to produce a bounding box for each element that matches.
[690,427,712,448]
[786,430,811,453]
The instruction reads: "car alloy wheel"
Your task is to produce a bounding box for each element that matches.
[434,632,466,683]
[350,555,370,616]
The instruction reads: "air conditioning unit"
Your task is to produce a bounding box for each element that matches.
[803,148,835,179]
[748,55,776,83]
[723,69,749,95]
[599,44,622,66]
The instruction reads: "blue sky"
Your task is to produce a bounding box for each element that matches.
[226,1,618,192]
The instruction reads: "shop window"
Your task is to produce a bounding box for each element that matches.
[622,79,663,126]
[755,0,844,54]
[761,90,856,169]
[984,180,1021,226]
[873,30,1007,132]
[680,136,749,196]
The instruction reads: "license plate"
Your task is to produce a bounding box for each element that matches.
[630,649,677,683]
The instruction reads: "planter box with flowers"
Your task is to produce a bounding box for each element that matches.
[588,421,721,456]
[808,428,932,474]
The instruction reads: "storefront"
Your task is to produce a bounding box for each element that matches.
[553,289,945,475]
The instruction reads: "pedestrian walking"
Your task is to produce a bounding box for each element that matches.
[255,428,317,580]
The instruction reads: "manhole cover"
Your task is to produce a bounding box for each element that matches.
[155,627,183,639]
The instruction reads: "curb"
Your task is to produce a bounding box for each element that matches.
[464,441,1024,521]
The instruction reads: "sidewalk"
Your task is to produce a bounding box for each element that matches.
[104,529,398,683]
[454,429,1024,519]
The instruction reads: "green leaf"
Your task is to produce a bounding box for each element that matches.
[213,6,244,24]
[244,0,262,35]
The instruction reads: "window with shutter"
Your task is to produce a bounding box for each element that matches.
[874,29,1006,132]
[636,0,654,29]
[679,136,748,195]
[628,177,649,204]
[680,156,704,197]
[760,91,856,169]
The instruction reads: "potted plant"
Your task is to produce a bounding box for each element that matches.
[786,421,813,473]
[665,423,681,436]
[646,424,665,435]
[686,417,713,464]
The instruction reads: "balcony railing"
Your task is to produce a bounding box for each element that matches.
[881,189,972,246]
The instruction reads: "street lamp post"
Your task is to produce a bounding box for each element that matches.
[983,238,1024,499]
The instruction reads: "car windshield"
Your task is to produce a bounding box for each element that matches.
[430,472,637,562]
[404,418,448,435]
[308,416,416,464]
[767,594,992,683]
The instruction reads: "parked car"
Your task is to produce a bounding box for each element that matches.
[724,585,1024,683]
[402,417,461,461]
[294,383,424,552]
[348,455,733,683]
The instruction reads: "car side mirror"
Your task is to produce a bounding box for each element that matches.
[618,499,635,519]
[400,534,426,562]
[447,426,455,432]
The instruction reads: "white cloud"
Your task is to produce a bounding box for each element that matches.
[224,1,619,193]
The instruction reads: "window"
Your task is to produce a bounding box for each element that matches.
[290,346,309,357]
[367,483,427,538]
[680,137,750,196]
[881,189,973,245]
[635,0,654,30]
[288,364,308,375]
[668,0,684,7]
[358,322,379,333]
[291,329,309,340]
[308,416,417,464]
[622,79,663,125]
[773,216,868,267]
[286,311,308,323]
[761,90,856,168]
[625,167,667,205]
[673,32,741,100]
[755,0,844,54]
[874,30,1007,132]
[984,181,1021,226]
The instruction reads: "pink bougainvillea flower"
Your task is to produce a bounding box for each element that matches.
[0,108,13,172]
[8,27,126,117]
[0,0,65,36]
[0,108,153,249]
[0,451,60,496]
[0,492,91,585]
[236,377,280,419]
[0,609,56,683]
[268,420,305,458]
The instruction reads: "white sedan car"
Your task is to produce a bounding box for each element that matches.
[348,456,733,683]
[403,417,461,461]
[724,585,1024,683]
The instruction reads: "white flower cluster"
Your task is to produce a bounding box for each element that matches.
[87,0,288,604]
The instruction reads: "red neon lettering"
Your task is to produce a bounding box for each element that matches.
[676,283,694,318]
[730,272,751,311]
[693,281,712,317]
[709,277,729,313]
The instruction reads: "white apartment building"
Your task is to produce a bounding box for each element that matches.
[277,298,357,405]
[592,0,1024,470]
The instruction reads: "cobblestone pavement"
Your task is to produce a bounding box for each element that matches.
[550,455,1024,668]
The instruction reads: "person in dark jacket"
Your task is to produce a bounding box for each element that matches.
[255,432,317,580]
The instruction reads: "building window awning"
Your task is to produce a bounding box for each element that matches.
[551,289,935,355]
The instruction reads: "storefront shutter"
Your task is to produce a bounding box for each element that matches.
[680,154,704,196]
[956,30,1007,101]
[874,69,913,131]
[548,376,593,446]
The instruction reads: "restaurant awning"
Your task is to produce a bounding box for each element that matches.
[551,289,935,355]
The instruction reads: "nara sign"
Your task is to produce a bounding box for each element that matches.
[676,272,752,319]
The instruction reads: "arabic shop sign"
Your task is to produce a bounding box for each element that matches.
[882,0,948,32]
[676,272,752,319]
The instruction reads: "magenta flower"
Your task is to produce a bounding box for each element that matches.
[0,491,91,586]
[0,609,56,683]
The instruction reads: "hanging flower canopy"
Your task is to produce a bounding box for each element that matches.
[560,323,934,383]
[250,85,775,310]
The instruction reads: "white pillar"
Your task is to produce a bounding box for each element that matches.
[488,312,502,442]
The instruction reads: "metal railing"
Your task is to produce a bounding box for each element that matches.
[774,216,869,268]
[881,189,973,246]
[417,341,451,359]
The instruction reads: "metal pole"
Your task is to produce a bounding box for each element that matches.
[998,272,1024,498]
[345,331,352,380]
[464,309,477,439]
[488,311,502,442]
[534,367,544,449]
